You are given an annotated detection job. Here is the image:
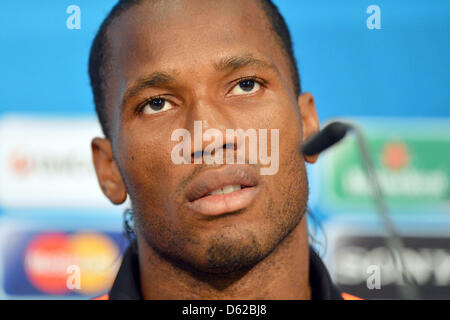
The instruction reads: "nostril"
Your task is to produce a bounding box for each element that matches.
[191,149,203,162]
[192,143,235,161]
[223,142,236,151]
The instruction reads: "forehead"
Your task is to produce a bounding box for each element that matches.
[105,0,290,110]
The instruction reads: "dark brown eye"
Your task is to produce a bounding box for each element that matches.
[229,78,261,96]
[149,98,165,111]
[239,79,255,91]
[141,97,174,115]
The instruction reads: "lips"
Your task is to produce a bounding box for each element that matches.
[184,165,260,216]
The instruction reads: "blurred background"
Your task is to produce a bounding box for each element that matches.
[0,0,448,299]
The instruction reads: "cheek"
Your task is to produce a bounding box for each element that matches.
[264,98,305,194]
[261,99,303,162]
[117,128,177,209]
[256,92,302,141]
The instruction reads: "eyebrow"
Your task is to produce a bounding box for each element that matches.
[122,72,176,106]
[121,55,277,108]
[214,54,277,73]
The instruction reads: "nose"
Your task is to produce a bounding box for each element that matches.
[184,97,237,163]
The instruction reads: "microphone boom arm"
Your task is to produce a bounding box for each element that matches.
[302,121,420,299]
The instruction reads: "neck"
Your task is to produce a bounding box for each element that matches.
[138,217,311,300]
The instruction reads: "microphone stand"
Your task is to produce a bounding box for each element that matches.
[349,122,419,300]
[303,121,420,299]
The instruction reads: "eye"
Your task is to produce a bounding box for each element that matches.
[141,97,174,115]
[228,78,261,96]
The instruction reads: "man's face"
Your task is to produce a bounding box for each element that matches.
[94,0,319,274]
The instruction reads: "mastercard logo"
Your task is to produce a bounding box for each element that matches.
[24,232,120,295]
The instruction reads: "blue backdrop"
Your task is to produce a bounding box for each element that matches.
[0,0,448,119]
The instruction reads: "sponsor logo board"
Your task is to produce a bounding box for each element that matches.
[0,115,114,208]
[1,228,124,298]
[314,118,450,214]
[323,221,450,299]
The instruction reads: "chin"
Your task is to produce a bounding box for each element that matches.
[192,228,267,274]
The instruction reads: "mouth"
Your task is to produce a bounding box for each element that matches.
[185,166,260,217]
[204,184,248,196]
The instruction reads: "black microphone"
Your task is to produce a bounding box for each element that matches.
[301,121,351,156]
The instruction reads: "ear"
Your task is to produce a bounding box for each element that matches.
[298,92,320,164]
[91,137,127,204]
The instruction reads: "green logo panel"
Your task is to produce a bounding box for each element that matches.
[318,119,450,213]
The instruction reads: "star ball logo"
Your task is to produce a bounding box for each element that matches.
[171,121,280,175]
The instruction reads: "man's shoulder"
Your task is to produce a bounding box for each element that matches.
[341,292,363,300]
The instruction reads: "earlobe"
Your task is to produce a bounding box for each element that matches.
[91,137,127,204]
[298,92,320,164]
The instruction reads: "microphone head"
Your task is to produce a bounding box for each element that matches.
[301,121,351,156]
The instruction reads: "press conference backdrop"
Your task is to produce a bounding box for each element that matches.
[0,0,448,299]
